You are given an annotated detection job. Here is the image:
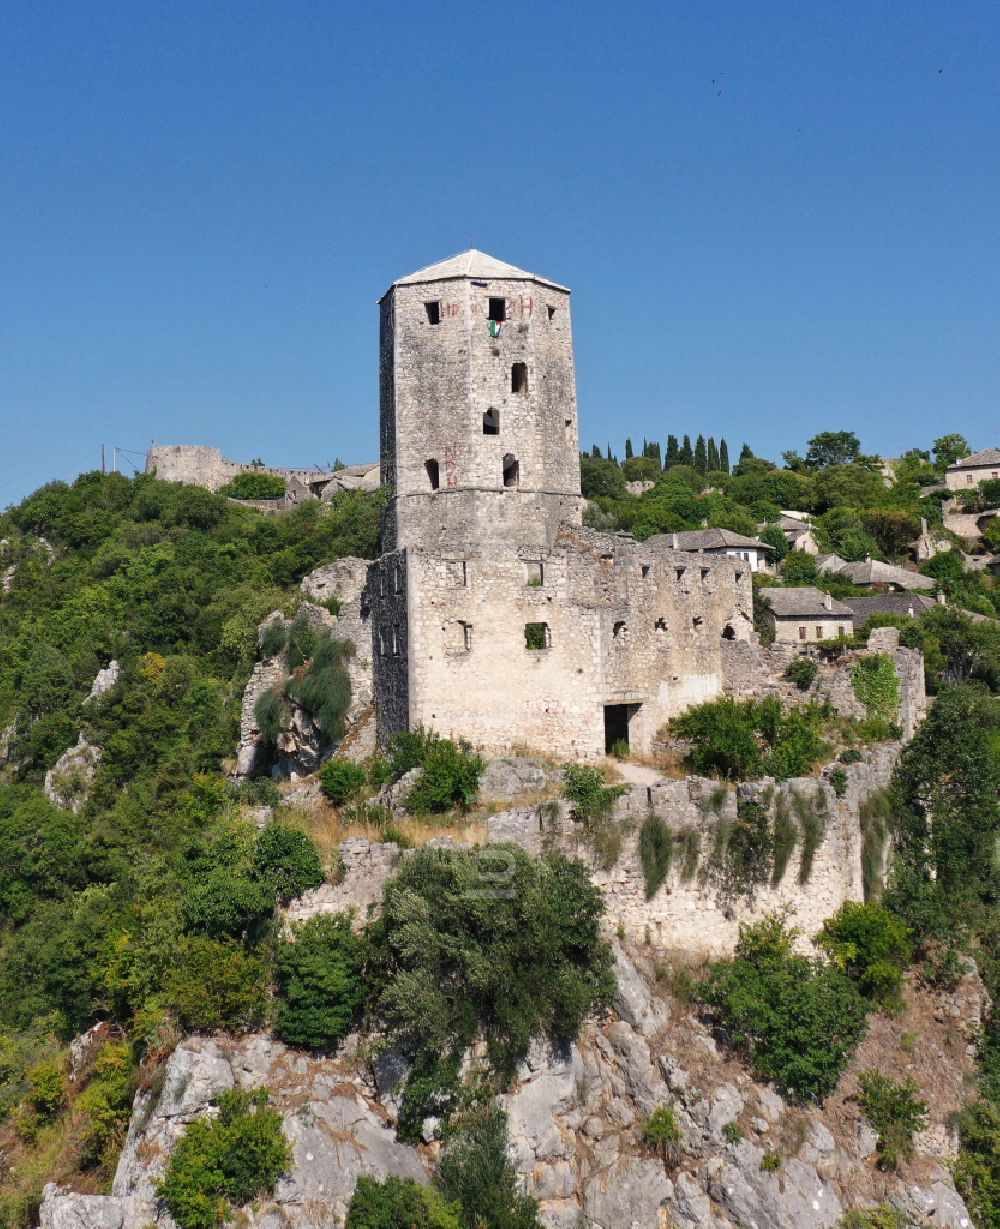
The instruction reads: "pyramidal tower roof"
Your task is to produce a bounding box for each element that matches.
[386,248,569,295]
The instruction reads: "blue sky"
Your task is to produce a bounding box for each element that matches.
[2,0,999,505]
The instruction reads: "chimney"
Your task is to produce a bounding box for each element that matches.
[823,593,832,612]
[672,533,678,549]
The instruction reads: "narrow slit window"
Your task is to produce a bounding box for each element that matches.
[511,362,527,394]
[391,626,400,656]
[503,453,519,488]
[425,458,440,490]
[524,622,550,650]
[483,407,499,435]
[489,297,506,322]
[547,305,556,321]
[424,301,441,325]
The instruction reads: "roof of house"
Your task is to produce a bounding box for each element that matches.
[816,555,935,590]
[388,249,569,294]
[763,587,854,619]
[665,528,773,552]
[947,447,1000,471]
[843,594,938,620]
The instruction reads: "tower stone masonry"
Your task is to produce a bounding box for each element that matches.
[367,250,756,759]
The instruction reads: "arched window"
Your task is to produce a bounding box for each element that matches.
[511,362,527,394]
[483,408,499,435]
[503,454,519,488]
[425,459,440,490]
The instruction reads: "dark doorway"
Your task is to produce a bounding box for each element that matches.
[604,704,635,753]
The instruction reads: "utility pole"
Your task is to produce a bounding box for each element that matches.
[101,445,106,474]
[112,446,117,474]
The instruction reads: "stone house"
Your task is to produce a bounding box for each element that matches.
[762,587,854,646]
[366,250,759,760]
[945,447,1000,490]
[817,555,935,592]
[760,513,820,555]
[659,528,774,573]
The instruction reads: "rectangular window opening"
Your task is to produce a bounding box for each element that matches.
[641,564,651,578]
[524,621,550,651]
[425,458,440,490]
[613,620,627,640]
[511,362,528,394]
[424,301,441,325]
[526,561,543,587]
[604,703,639,754]
[489,297,506,322]
[799,626,807,640]
[675,567,686,581]
[483,407,499,435]
[547,305,556,321]
[816,626,823,639]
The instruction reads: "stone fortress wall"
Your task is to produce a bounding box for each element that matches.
[145,444,380,501]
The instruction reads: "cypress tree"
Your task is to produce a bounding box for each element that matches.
[665,435,680,469]
[719,438,730,474]
[694,434,707,473]
[707,436,720,472]
[650,440,662,466]
[625,438,634,459]
[591,444,601,459]
[680,434,693,466]
[606,443,613,461]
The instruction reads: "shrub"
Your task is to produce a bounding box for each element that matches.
[158,1088,290,1229]
[24,1058,64,1122]
[218,473,286,500]
[252,824,323,905]
[273,914,367,1050]
[854,1070,928,1168]
[259,620,288,659]
[562,764,627,822]
[639,814,672,898]
[368,846,614,1086]
[839,1207,914,1229]
[784,658,818,691]
[722,1121,743,1144]
[829,766,848,798]
[850,655,900,724]
[405,737,486,815]
[437,1107,542,1229]
[396,1051,462,1145]
[700,913,868,1102]
[254,688,283,747]
[319,758,369,805]
[954,1098,1000,1228]
[760,1147,782,1172]
[286,635,353,738]
[670,696,829,782]
[165,937,268,1033]
[346,1175,461,1229]
[76,1040,136,1171]
[642,1106,682,1161]
[816,902,912,1009]
[839,748,864,765]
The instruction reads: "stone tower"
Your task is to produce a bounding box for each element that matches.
[378,249,583,551]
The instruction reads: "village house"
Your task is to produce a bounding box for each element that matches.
[945,446,1000,490]
[660,528,774,573]
[763,587,854,645]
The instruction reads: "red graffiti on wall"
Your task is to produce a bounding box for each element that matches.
[442,301,460,318]
[443,443,458,488]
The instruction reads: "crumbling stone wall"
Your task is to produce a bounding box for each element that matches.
[145,445,379,497]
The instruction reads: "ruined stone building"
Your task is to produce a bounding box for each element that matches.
[366,251,757,759]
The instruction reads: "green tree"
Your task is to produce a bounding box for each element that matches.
[780,551,820,586]
[933,433,971,471]
[665,434,680,469]
[274,914,368,1050]
[707,437,720,472]
[680,435,693,466]
[624,437,633,459]
[854,1070,928,1168]
[804,431,863,469]
[694,434,707,473]
[719,438,730,474]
